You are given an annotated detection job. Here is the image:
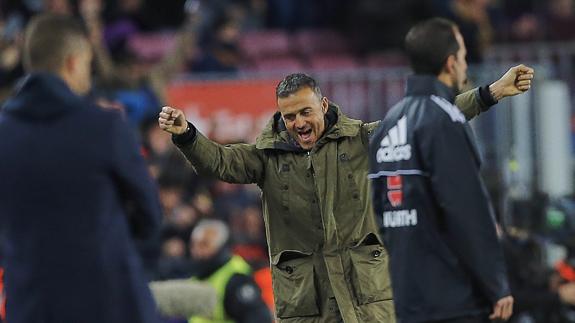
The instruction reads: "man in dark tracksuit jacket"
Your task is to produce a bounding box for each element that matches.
[369,18,534,323]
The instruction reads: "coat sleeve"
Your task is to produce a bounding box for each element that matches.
[419,113,510,304]
[111,114,162,239]
[173,127,265,185]
[455,86,495,121]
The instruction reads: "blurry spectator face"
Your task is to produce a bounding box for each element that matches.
[243,207,262,237]
[193,193,214,216]
[119,0,142,13]
[190,227,221,260]
[159,186,183,214]
[278,87,329,150]
[511,15,540,41]
[172,204,198,231]
[551,0,574,17]
[217,21,241,44]
[147,162,160,180]
[147,124,172,156]
[451,28,468,94]
[45,0,72,15]
[162,237,186,258]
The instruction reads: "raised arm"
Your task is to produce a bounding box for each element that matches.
[456,64,534,120]
[158,106,265,184]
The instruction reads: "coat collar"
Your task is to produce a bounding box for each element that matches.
[2,72,84,120]
[255,103,362,151]
[405,75,457,103]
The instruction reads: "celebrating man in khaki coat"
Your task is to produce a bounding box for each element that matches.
[158,70,532,322]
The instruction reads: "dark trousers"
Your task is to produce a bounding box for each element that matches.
[429,314,491,323]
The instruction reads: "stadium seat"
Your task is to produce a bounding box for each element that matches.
[309,54,359,71]
[248,56,306,72]
[365,51,408,68]
[127,32,178,62]
[239,30,291,60]
[292,29,350,57]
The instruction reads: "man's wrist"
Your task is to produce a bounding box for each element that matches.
[477,84,498,112]
[489,81,505,102]
[172,121,197,145]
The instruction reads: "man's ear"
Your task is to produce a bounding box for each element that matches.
[63,53,76,75]
[321,96,329,113]
[444,55,456,75]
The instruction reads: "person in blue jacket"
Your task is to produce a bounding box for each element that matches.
[369,17,534,323]
[0,14,162,323]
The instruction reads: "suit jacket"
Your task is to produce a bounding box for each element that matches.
[0,73,162,323]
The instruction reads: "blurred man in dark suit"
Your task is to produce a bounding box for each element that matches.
[0,14,162,323]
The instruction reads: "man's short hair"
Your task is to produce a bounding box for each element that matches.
[191,219,230,250]
[405,18,460,75]
[276,73,322,99]
[23,14,89,73]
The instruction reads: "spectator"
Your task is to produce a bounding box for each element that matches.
[444,0,495,62]
[187,219,272,323]
[190,15,242,73]
[502,0,544,42]
[80,0,198,126]
[503,227,575,323]
[544,0,575,41]
[156,233,190,280]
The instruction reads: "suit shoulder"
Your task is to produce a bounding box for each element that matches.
[81,104,125,125]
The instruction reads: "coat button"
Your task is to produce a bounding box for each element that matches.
[348,173,353,179]
[339,153,347,161]
[282,185,288,190]
[372,250,381,258]
[312,199,316,204]
[285,266,293,274]
[353,193,359,199]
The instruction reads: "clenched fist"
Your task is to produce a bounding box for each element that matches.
[490,64,535,101]
[158,106,188,135]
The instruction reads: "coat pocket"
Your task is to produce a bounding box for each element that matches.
[271,250,319,318]
[349,234,393,305]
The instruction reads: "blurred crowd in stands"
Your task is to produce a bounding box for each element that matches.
[3,0,575,322]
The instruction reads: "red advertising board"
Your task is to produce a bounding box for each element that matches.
[167,79,279,142]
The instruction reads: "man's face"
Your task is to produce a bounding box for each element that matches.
[190,227,220,260]
[277,87,328,150]
[452,29,468,93]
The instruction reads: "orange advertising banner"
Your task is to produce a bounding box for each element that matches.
[167,79,279,142]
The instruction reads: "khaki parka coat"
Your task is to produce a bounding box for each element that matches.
[173,89,488,323]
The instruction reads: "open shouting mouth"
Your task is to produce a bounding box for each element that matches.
[297,128,313,143]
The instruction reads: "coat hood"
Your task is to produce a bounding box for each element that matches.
[255,103,363,151]
[2,73,84,120]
